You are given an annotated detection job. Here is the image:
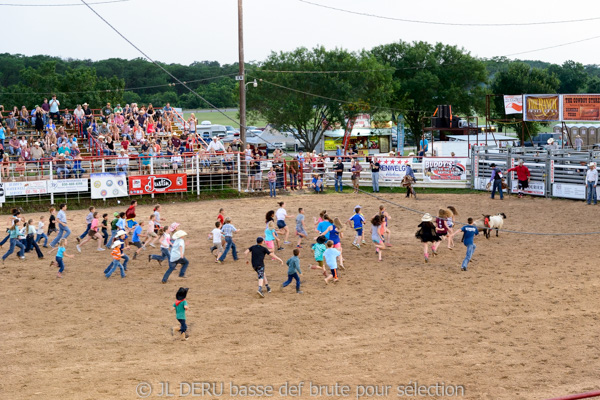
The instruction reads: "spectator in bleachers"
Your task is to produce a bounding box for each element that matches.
[15,156,26,179]
[137,107,146,126]
[34,106,45,136]
[207,136,225,153]
[98,122,109,137]
[165,138,174,155]
[140,149,151,174]
[101,102,112,122]
[57,131,69,147]
[57,141,70,156]
[44,129,57,152]
[0,143,5,163]
[62,109,73,129]
[224,145,234,171]
[114,104,123,114]
[49,95,60,121]
[45,119,56,133]
[147,103,155,119]
[20,106,30,127]
[171,149,183,172]
[5,113,18,135]
[31,142,44,161]
[8,135,21,156]
[72,152,84,178]
[120,136,130,152]
[55,153,69,179]
[41,98,50,124]
[163,103,173,118]
[116,149,129,173]
[49,144,57,158]
[0,122,5,149]
[89,119,98,134]
[163,113,172,134]
[70,142,80,157]
[11,106,19,120]
[121,122,132,141]
[21,143,31,161]
[105,136,116,156]
[150,138,161,155]
[198,148,209,171]
[109,123,120,142]
[132,122,144,145]
[171,133,181,152]
[145,116,155,139]
[114,110,124,128]
[131,103,139,115]
[19,136,28,151]
[73,104,85,125]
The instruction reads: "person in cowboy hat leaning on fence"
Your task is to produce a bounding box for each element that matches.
[586,162,598,205]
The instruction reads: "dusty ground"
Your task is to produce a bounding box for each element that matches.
[1,191,599,400]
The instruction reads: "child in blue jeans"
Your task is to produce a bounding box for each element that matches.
[282,248,303,294]
[49,238,74,278]
[172,287,189,341]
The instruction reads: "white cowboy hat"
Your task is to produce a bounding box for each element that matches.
[408,152,415,156]
[576,134,581,138]
[172,230,187,240]
[518,159,524,165]
[355,205,362,209]
[116,230,127,237]
[589,162,597,167]
[34,142,40,146]
[83,103,89,106]
[421,213,433,222]
[547,138,555,144]
[111,240,123,249]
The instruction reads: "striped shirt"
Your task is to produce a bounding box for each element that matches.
[111,248,122,260]
[221,223,237,237]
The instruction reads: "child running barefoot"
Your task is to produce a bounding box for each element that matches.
[76,211,105,252]
[295,208,307,248]
[446,206,459,249]
[282,248,303,294]
[370,215,386,261]
[323,240,341,284]
[348,205,365,249]
[415,213,441,263]
[330,217,345,269]
[172,287,189,341]
[309,235,328,276]
[49,238,73,278]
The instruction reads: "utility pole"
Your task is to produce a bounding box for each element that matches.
[238,0,246,148]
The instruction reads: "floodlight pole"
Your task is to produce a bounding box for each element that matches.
[238,0,246,148]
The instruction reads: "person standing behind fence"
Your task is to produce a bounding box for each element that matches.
[488,163,504,200]
[50,203,70,248]
[586,162,598,205]
[575,135,583,151]
[506,160,531,199]
[288,158,299,190]
[267,167,277,197]
[333,157,344,193]
[370,158,381,193]
[218,217,239,263]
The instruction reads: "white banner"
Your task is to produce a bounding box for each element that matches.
[504,95,523,115]
[423,157,468,182]
[48,179,88,194]
[0,182,5,203]
[5,180,48,196]
[378,158,411,180]
[91,173,128,199]
[552,183,586,200]
[511,180,545,196]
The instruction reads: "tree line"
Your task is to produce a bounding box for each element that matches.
[1,47,599,150]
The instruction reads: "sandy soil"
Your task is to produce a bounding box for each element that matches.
[1,191,599,400]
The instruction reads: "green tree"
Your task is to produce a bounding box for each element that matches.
[490,61,560,136]
[371,41,488,146]
[247,46,393,151]
[548,60,588,94]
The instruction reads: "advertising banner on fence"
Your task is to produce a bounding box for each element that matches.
[423,157,468,182]
[378,158,411,180]
[552,183,586,200]
[524,95,561,121]
[48,179,88,194]
[5,180,48,196]
[91,173,128,199]
[0,182,5,203]
[504,95,523,115]
[511,180,545,196]
[128,174,187,195]
[562,94,600,121]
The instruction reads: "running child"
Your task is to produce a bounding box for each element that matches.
[415,213,441,263]
[49,238,73,278]
[47,207,58,240]
[153,204,165,231]
[435,209,451,252]
[378,205,392,247]
[77,206,95,243]
[76,211,105,252]
[456,217,479,271]
[244,237,283,298]
[265,211,282,250]
[172,287,189,341]
[161,231,190,283]
[323,240,341,284]
[131,221,146,260]
[264,221,278,260]
[24,219,44,259]
[370,215,386,262]
[275,201,293,244]
[329,217,345,269]
[309,235,328,276]
[125,200,137,229]
[101,213,109,247]
[209,221,224,261]
[295,208,307,248]
[108,212,120,246]
[446,206,459,249]
[348,205,366,248]
[142,214,159,248]
[2,221,25,263]
[105,240,126,279]
[149,227,170,266]
[35,215,49,248]
[104,230,130,274]
[282,248,303,294]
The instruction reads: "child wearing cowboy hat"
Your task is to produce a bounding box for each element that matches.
[172,287,189,340]
[105,240,126,279]
[103,230,130,275]
[415,213,441,263]
[161,230,189,283]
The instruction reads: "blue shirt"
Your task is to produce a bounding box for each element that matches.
[461,225,479,246]
[329,225,341,245]
[317,221,332,239]
[221,223,237,237]
[116,218,126,230]
[264,228,276,241]
[349,214,365,229]
[57,246,66,258]
[132,225,142,242]
[323,248,340,269]
[419,139,428,151]
[0,127,5,140]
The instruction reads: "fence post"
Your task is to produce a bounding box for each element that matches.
[49,161,54,205]
[236,153,241,193]
[101,158,105,173]
[196,154,200,196]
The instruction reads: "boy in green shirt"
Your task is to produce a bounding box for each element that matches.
[172,287,189,341]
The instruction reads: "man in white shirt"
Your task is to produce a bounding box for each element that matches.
[206,136,225,153]
[116,149,129,173]
[49,95,60,121]
[586,162,598,205]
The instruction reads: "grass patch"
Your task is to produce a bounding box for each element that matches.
[182,110,268,128]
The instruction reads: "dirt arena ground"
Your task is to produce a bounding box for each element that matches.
[1,191,599,400]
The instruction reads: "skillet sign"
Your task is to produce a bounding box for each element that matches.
[423,157,468,182]
[129,174,187,195]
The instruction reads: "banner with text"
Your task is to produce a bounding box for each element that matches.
[378,158,411,180]
[510,180,545,196]
[524,95,561,121]
[91,173,128,199]
[423,157,469,182]
[562,94,600,121]
[504,95,523,115]
[5,180,48,196]
[128,174,187,195]
[48,179,88,194]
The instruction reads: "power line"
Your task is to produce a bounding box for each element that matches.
[79,0,243,128]
[0,73,238,95]
[297,0,600,27]
[503,34,600,57]
[0,0,128,6]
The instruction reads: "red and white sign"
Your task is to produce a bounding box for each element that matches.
[129,174,187,195]
[504,95,523,115]
[423,157,469,182]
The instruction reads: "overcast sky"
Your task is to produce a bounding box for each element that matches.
[3,0,599,66]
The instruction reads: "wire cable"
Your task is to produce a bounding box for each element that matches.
[297,0,600,27]
[0,0,128,6]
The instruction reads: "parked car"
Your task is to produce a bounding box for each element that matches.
[225,125,239,135]
[523,133,561,147]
